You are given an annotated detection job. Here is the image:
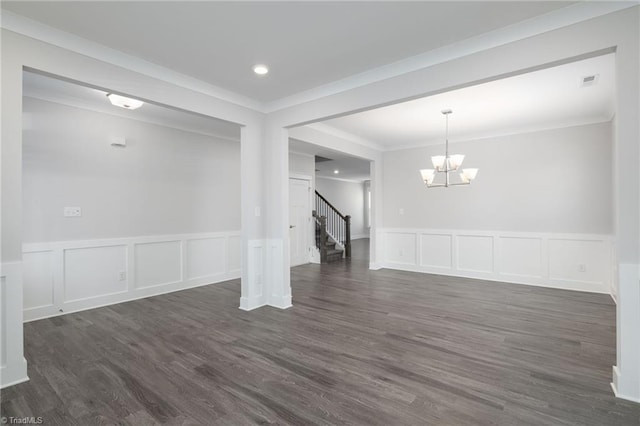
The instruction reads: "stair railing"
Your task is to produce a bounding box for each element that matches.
[314,191,351,258]
[312,210,328,263]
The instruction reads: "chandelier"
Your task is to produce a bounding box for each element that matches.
[420,109,478,187]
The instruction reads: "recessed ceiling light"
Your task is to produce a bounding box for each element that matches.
[106,93,144,110]
[334,170,339,174]
[253,64,269,75]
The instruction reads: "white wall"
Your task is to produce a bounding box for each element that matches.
[316,177,368,239]
[23,97,241,242]
[380,121,614,294]
[289,151,315,178]
[383,122,612,234]
[20,97,242,321]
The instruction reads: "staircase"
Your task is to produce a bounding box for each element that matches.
[313,191,351,263]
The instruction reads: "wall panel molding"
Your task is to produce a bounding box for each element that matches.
[22,231,241,322]
[381,228,613,294]
[0,262,29,388]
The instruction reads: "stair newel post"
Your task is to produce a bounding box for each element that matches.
[320,215,328,264]
[345,215,352,259]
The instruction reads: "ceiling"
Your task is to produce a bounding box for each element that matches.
[290,139,371,182]
[3,1,577,103]
[321,53,615,150]
[23,71,241,141]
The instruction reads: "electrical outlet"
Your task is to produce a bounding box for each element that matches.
[64,207,82,217]
[118,271,127,281]
[578,264,586,272]
[399,208,404,215]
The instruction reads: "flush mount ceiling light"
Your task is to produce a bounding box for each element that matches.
[334,170,339,174]
[106,93,144,110]
[253,64,269,75]
[419,109,478,188]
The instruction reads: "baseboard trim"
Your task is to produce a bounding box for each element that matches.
[382,262,609,294]
[268,295,292,309]
[0,358,29,389]
[25,272,240,322]
[239,296,266,311]
[611,367,640,404]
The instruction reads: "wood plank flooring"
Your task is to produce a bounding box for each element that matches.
[2,239,639,425]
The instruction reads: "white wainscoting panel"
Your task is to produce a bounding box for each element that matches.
[22,250,55,310]
[64,245,128,303]
[134,241,182,289]
[457,235,494,273]
[500,237,543,278]
[384,232,416,265]
[381,228,612,294]
[1,274,7,368]
[548,238,609,292]
[419,234,452,269]
[187,237,226,280]
[22,231,241,322]
[1,262,29,388]
[240,239,265,311]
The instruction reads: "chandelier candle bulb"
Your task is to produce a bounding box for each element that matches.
[419,109,479,188]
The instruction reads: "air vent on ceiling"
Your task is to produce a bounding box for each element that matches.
[315,155,333,163]
[580,74,599,87]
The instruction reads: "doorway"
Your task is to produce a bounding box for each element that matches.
[289,177,311,266]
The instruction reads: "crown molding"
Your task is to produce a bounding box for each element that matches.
[2,3,636,116]
[262,2,638,113]
[305,123,384,152]
[1,10,264,112]
[23,92,240,144]
[316,175,368,184]
[386,115,614,152]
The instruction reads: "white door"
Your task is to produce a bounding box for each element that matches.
[289,178,311,266]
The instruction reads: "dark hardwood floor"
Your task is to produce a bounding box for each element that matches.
[2,239,639,425]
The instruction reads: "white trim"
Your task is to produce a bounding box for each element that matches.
[268,295,293,310]
[612,366,640,404]
[239,296,266,311]
[351,234,370,241]
[316,175,368,184]
[381,228,613,294]
[289,173,313,181]
[0,262,29,389]
[24,94,241,144]
[263,2,635,113]
[306,123,383,151]
[1,11,262,112]
[288,150,315,159]
[22,231,241,322]
[289,176,313,267]
[384,116,614,152]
